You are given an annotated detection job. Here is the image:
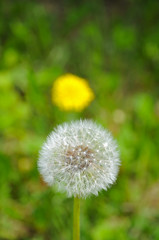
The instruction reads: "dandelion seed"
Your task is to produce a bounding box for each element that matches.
[38,120,120,198]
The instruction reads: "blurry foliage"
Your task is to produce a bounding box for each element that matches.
[0,0,159,239]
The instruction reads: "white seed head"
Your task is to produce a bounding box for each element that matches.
[38,120,120,198]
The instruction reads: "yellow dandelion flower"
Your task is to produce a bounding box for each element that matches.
[52,73,94,111]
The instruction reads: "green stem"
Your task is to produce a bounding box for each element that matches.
[73,197,80,240]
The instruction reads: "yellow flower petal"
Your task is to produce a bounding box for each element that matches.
[52,73,94,111]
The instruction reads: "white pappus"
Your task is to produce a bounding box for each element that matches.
[38,120,120,198]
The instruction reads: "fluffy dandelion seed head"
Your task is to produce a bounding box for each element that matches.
[52,74,94,111]
[38,120,120,198]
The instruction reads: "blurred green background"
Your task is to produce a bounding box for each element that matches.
[0,0,159,239]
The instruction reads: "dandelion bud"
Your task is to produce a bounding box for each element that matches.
[38,120,120,198]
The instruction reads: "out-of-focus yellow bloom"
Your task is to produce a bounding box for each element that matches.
[52,73,94,111]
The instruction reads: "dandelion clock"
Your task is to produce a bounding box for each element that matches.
[38,120,120,240]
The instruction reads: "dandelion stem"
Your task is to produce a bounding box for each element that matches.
[73,197,80,240]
